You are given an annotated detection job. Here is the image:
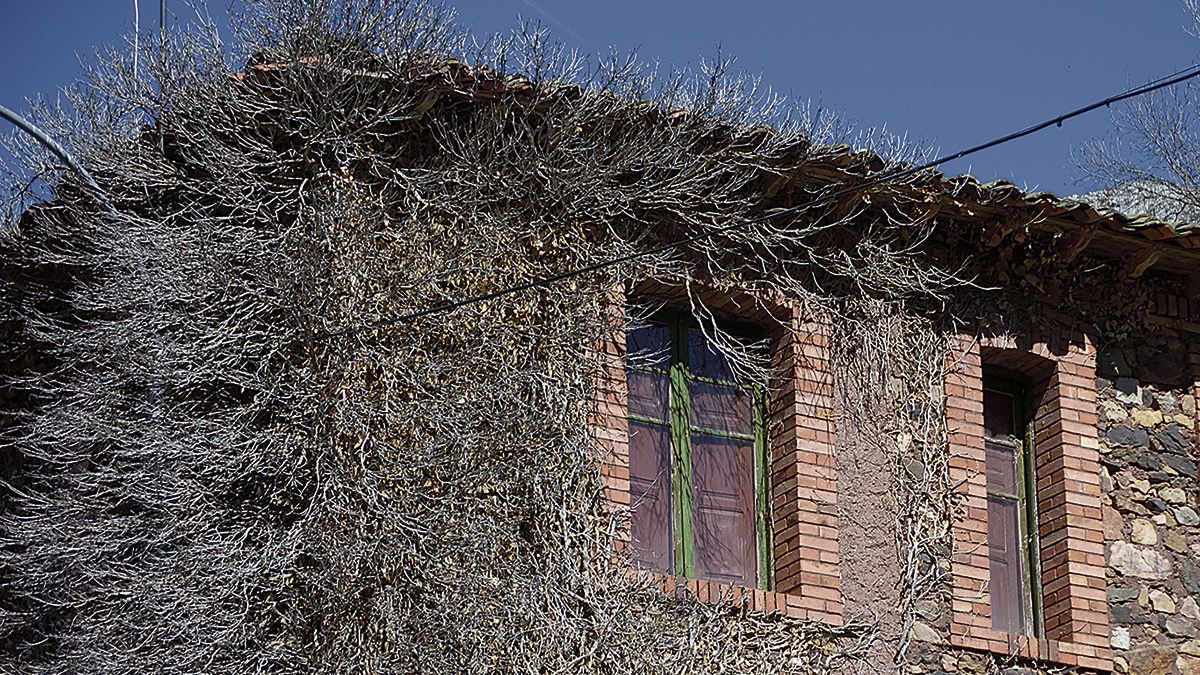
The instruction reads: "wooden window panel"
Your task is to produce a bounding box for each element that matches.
[987,488,1026,634]
[691,432,758,587]
[983,380,1043,637]
[630,420,674,573]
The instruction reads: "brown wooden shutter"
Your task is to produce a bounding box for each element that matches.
[984,387,1030,635]
[627,323,675,574]
[986,479,1025,634]
[629,420,673,574]
[690,433,757,586]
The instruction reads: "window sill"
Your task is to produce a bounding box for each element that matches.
[948,626,1113,671]
[633,570,843,626]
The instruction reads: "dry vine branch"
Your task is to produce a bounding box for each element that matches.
[0,2,989,673]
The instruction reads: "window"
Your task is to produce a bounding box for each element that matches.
[983,376,1042,636]
[624,313,771,589]
[946,336,1111,669]
[590,290,843,621]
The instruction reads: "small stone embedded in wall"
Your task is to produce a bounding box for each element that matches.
[1127,645,1183,672]
[1183,597,1200,622]
[1112,625,1132,650]
[1165,454,1199,478]
[1135,452,1165,471]
[1167,531,1190,553]
[1159,391,1179,413]
[1132,518,1159,545]
[1134,408,1165,427]
[1110,540,1174,579]
[912,599,940,623]
[1186,561,1200,596]
[1105,505,1127,539]
[1109,424,1151,447]
[1151,588,1177,613]
[1103,399,1130,423]
[1162,487,1189,505]
[1110,604,1144,624]
[908,621,944,645]
[1156,424,1192,455]
[1168,616,1199,638]
[1117,472,1147,492]
[1110,586,1141,603]
[1178,506,1200,527]
[1145,496,1171,513]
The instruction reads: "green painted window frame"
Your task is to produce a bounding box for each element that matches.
[626,310,773,590]
[983,376,1044,638]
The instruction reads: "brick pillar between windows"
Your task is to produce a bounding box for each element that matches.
[1031,358,1107,647]
[768,313,843,623]
[591,291,631,553]
[946,338,992,632]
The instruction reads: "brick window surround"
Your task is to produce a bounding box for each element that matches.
[946,328,1111,671]
[590,283,843,624]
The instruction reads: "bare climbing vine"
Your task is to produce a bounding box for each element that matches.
[0,1,1017,673]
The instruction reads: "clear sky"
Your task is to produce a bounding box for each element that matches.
[1,1,1198,196]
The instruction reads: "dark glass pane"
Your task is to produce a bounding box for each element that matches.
[985,439,1019,496]
[691,432,757,587]
[628,323,671,370]
[690,381,753,435]
[687,328,738,382]
[987,494,1029,635]
[630,421,673,574]
[984,388,1017,440]
[628,370,670,422]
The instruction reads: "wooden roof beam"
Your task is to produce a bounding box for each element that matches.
[1119,248,1164,280]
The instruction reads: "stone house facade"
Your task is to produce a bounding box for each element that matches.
[588,169,1200,672]
[4,48,1200,674]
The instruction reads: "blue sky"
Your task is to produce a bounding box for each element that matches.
[1,1,1197,195]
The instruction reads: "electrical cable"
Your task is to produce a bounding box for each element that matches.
[0,103,106,198]
[315,61,1200,340]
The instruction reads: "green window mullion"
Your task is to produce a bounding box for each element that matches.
[668,315,696,578]
[754,384,772,590]
[1019,413,1044,637]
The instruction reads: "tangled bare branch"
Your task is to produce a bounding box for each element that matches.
[0,2,973,673]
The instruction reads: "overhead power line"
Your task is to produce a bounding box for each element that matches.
[0,104,104,197]
[316,61,1200,341]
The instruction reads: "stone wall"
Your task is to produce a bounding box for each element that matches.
[903,307,1200,674]
[1097,332,1200,674]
